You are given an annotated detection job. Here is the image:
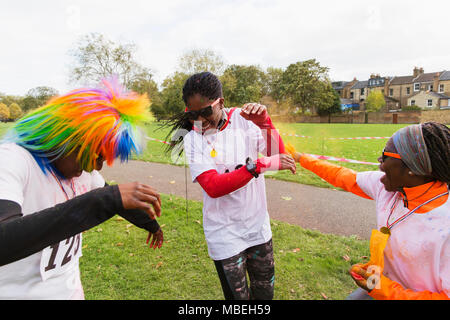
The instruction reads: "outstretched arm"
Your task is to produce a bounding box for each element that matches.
[197,155,296,198]
[0,186,122,266]
[293,152,372,200]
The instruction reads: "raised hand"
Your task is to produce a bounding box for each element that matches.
[240,103,268,125]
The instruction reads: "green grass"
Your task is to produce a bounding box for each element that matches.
[80,194,369,300]
[138,122,409,189]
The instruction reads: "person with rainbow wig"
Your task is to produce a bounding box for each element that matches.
[0,78,163,299]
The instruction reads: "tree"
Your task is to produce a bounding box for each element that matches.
[365,91,386,112]
[264,67,283,101]
[316,85,342,122]
[178,49,225,76]
[129,70,161,114]
[151,72,189,120]
[278,59,331,114]
[21,86,59,112]
[0,93,23,108]
[9,103,23,120]
[0,103,10,122]
[69,33,151,88]
[220,65,266,107]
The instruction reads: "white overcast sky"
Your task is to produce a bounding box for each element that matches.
[1,0,449,96]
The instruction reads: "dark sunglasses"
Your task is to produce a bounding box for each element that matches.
[381,148,402,162]
[184,98,221,121]
[184,105,213,121]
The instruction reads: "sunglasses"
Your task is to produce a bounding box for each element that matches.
[381,148,402,162]
[184,98,220,121]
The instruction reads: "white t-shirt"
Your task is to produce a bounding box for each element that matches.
[0,143,105,300]
[356,171,450,295]
[183,108,272,261]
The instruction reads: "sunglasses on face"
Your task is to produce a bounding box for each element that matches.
[184,98,221,121]
[381,148,402,162]
[184,105,213,121]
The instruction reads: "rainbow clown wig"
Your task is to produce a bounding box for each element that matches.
[4,77,151,176]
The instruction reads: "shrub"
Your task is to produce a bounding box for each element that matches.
[0,103,10,121]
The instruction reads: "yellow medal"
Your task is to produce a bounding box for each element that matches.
[210,148,217,158]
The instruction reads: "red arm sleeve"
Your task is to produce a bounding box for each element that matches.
[246,109,285,156]
[196,157,275,198]
[369,275,449,300]
[300,154,372,200]
[196,167,254,198]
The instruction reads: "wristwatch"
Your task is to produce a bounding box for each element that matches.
[245,157,259,178]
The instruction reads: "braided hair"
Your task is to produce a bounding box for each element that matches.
[421,121,450,184]
[164,72,223,155]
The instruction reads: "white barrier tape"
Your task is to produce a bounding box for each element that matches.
[145,136,173,145]
[145,136,379,166]
[281,133,389,140]
[305,153,379,166]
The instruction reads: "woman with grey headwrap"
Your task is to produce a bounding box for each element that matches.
[288,121,449,300]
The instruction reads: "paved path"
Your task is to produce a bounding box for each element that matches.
[102,161,377,240]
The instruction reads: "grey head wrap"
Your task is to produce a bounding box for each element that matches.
[392,124,432,176]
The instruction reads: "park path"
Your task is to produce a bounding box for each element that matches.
[101,160,377,240]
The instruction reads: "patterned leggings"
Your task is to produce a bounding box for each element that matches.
[213,239,275,300]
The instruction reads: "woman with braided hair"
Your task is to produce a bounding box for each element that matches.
[165,72,296,300]
[0,78,163,299]
[287,121,449,300]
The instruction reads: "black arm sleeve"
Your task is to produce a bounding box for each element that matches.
[103,182,160,233]
[0,185,123,267]
[0,200,22,222]
[117,209,160,233]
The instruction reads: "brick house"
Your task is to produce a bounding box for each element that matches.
[336,67,450,111]
[407,91,450,109]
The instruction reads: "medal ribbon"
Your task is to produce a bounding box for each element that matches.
[50,171,77,201]
[386,187,449,231]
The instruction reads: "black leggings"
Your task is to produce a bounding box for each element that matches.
[213,239,274,300]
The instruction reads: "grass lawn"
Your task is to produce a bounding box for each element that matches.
[139,121,408,189]
[80,194,370,300]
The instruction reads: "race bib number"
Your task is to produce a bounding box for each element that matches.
[40,234,82,281]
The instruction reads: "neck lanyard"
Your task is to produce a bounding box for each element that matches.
[204,108,236,158]
[50,171,77,201]
[384,186,449,233]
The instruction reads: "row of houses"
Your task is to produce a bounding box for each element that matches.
[333,67,450,111]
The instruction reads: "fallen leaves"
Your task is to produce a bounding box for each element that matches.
[155,261,163,269]
[342,255,350,262]
[321,292,328,299]
[281,196,292,201]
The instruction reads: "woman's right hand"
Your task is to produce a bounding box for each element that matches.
[117,182,161,220]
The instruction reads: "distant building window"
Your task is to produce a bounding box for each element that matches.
[414,83,420,91]
[427,99,433,107]
[350,92,354,99]
[439,84,444,93]
[406,87,411,95]
[410,100,416,106]
[389,89,393,96]
[428,84,433,91]
[360,88,365,95]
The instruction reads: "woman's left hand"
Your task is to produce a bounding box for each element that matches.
[146,228,164,249]
[240,103,268,125]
